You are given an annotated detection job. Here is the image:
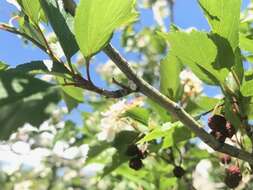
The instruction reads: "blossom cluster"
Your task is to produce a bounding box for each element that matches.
[97,98,144,142]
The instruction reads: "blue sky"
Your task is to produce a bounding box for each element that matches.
[0,0,250,66]
[0,0,250,124]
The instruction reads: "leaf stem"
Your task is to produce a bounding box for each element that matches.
[34,23,60,63]
[86,57,92,84]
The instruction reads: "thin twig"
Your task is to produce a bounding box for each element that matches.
[112,78,134,92]
[70,74,136,98]
[0,23,47,52]
[34,23,60,63]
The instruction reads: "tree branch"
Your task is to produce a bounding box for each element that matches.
[69,74,136,98]
[62,0,253,164]
[103,44,253,164]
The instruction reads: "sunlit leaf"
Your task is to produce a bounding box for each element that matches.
[199,0,241,50]
[75,0,138,57]
[0,61,8,70]
[162,30,228,85]
[160,54,182,100]
[241,80,253,97]
[124,107,150,126]
[17,0,44,23]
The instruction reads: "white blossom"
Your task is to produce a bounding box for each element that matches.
[63,169,78,181]
[14,180,33,190]
[46,33,65,59]
[0,146,21,175]
[35,132,54,147]
[10,123,37,141]
[39,120,57,134]
[152,0,169,31]
[53,141,69,156]
[96,60,123,79]
[97,98,144,142]
[180,69,203,96]
[11,141,31,155]
[79,144,89,158]
[192,159,220,190]
[52,107,68,121]
[139,0,152,8]
[137,35,150,48]
[20,148,51,171]
[81,163,104,178]
[53,141,89,160]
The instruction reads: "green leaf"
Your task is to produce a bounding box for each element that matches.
[185,148,210,159]
[160,54,182,100]
[0,72,60,139]
[17,0,44,23]
[160,177,177,190]
[40,0,79,59]
[75,0,138,57]
[163,30,228,85]
[115,166,150,188]
[138,122,194,148]
[247,98,253,119]
[233,48,244,84]
[124,107,150,126]
[241,80,253,97]
[11,60,71,77]
[198,0,242,50]
[57,77,84,111]
[138,124,169,144]
[148,99,171,122]
[102,131,139,177]
[208,33,235,69]
[102,152,128,177]
[61,91,79,112]
[61,86,84,111]
[112,131,139,153]
[185,96,220,115]
[86,143,111,162]
[162,124,194,149]
[0,61,8,70]
[239,33,253,53]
